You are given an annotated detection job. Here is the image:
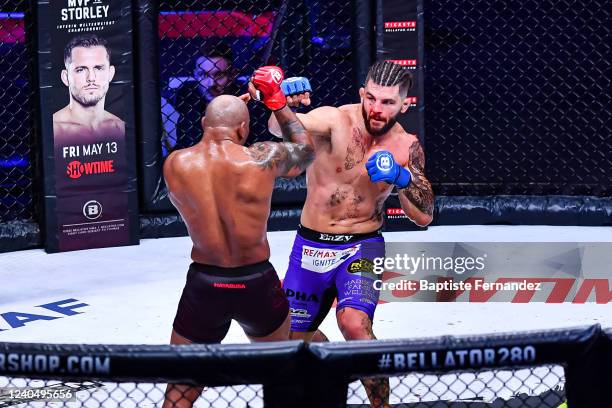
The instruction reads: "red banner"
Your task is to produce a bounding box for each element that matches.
[158,11,274,38]
[0,16,25,43]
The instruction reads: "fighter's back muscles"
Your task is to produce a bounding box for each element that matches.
[164,101,313,266]
[164,141,312,266]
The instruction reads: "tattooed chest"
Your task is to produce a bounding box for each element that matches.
[342,127,368,171]
[324,184,389,224]
[327,186,367,218]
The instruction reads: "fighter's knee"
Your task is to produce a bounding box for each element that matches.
[337,309,373,340]
[338,318,367,340]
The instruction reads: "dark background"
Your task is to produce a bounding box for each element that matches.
[0,0,610,251]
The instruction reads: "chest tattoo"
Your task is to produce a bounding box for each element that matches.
[328,187,349,207]
[344,127,366,170]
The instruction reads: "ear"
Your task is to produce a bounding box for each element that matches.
[61,70,69,87]
[239,121,249,142]
[400,95,410,113]
[359,87,365,102]
[109,65,116,82]
[200,115,206,131]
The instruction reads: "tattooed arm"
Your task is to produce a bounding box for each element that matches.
[397,139,434,227]
[248,103,314,177]
[268,106,347,144]
[248,141,314,178]
[271,105,311,145]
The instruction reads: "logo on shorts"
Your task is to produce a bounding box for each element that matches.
[348,259,377,279]
[319,233,354,242]
[376,153,393,172]
[286,289,319,303]
[213,283,246,289]
[301,245,360,273]
[83,200,102,220]
[348,259,375,273]
[290,308,311,318]
[344,279,377,302]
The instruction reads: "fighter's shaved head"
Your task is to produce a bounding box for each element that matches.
[204,95,249,129]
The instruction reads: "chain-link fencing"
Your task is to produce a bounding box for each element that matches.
[0,1,36,222]
[348,366,564,407]
[1,325,609,407]
[424,0,612,196]
[0,367,564,407]
[158,0,354,156]
[0,378,263,407]
[2,0,610,243]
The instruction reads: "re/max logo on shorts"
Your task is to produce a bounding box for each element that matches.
[301,245,360,273]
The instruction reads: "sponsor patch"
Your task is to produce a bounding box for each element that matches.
[290,308,311,318]
[348,258,375,274]
[301,244,360,273]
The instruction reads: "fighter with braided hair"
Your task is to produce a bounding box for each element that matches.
[255,61,434,408]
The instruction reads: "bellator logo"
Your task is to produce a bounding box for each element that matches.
[384,21,416,32]
[386,208,407,219]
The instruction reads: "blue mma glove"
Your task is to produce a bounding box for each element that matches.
[366,151,412,189]
[281,77,312,96]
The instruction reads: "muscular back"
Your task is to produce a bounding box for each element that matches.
[164,140,312,267]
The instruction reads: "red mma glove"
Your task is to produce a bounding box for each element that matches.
[252,66,286,111]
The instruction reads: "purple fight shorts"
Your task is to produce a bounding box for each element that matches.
[283,225,385,332]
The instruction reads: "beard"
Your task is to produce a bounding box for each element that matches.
[362,104,398,137]
[71,88,105,107]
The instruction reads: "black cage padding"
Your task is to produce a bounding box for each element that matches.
[433,195,612,226]
[139,195,611,239]
[134,0,166,213]
[0,325,609,407]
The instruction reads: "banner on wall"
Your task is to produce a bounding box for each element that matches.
[379,0,422,137]
[37,0,138,252]
[378,0,426,230]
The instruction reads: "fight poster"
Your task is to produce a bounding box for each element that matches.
[37,0,138,252]
[378,0,425,230]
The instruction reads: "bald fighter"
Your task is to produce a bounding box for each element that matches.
[162,89,314,407]
[262,61,434,408]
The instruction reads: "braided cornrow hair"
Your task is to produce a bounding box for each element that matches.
[365,61,413,96]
